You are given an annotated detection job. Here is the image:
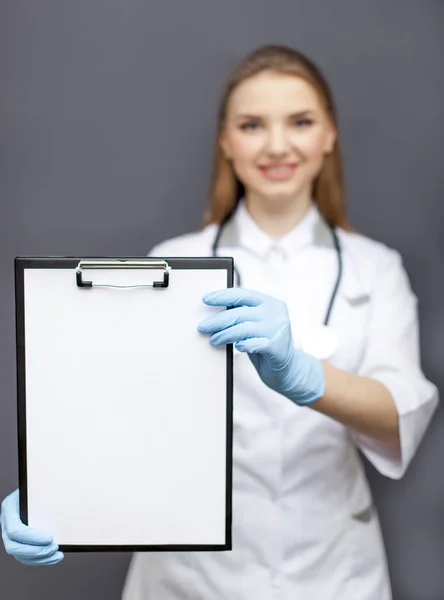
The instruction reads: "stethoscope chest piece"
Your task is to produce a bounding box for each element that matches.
[300,324,338,361]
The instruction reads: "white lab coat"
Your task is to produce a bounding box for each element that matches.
[122,201,438,600]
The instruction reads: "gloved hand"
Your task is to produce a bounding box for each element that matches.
[1,489,64,566]
[198,288,325,406]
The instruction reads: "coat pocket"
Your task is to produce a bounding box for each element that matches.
[343,502,392,599]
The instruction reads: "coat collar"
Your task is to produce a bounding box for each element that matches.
[217,199,334,258]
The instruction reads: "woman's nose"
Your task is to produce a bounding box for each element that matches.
[264,126,290,156]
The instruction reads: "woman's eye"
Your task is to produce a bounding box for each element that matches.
[240,121,261,132]
[292,118,313,127]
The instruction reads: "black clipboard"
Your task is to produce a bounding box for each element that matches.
[15,256,233,552]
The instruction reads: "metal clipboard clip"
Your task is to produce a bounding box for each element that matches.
[75,260,171,289]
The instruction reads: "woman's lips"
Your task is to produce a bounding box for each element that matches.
[258,163,298,181]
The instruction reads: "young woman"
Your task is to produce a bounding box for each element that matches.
[1,45,439,600]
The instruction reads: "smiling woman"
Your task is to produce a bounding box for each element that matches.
[0,44,439,600]
[125,46,438,600]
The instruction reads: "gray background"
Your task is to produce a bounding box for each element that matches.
[0,1,443,598]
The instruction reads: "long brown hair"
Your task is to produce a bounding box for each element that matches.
[204,45,352,230]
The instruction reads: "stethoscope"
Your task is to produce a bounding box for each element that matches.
[212,214,342,361]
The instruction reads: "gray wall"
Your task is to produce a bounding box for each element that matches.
[1,1,443,598]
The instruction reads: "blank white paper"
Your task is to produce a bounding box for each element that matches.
[23,265,230,547]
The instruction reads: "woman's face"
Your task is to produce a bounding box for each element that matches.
[220,71,336,206]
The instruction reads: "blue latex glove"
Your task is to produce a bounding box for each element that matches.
[198,288,325,406]
[1,489,64,566]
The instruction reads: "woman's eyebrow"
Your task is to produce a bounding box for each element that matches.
[235,113,263,120]
[287,110,316,118]
[235,109,316,120]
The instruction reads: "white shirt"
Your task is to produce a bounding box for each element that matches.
[122,201,438,600]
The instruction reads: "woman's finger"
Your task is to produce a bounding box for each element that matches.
[198,306,260,334]
[209,322,268,346]
[202,288,268,308]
